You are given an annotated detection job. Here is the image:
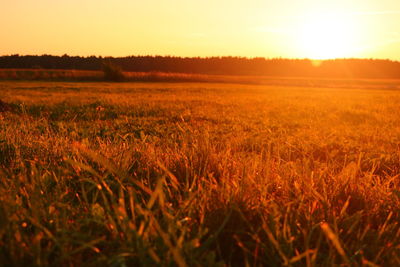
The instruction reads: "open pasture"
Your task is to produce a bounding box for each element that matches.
[0,81,399,266]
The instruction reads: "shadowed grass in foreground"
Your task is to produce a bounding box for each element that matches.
[0,81,399,266]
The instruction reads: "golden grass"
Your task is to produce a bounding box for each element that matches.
[1,68,400,90]
[0,81,399,266]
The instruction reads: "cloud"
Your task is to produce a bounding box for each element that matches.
[349,11,400,16]
[356,36,400,55]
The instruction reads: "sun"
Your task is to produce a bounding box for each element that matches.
[297,12,357,59]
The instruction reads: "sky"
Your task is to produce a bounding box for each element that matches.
[1,0,400,60]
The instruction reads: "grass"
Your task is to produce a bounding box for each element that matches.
[1,68,400,90]
[0,69,103,81]
[0,80,399,266]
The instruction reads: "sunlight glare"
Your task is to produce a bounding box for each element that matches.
[297,12,357,59]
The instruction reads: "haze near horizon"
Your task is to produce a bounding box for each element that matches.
[1,0,400,60]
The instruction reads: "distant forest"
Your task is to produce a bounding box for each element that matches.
[1,54,400,79]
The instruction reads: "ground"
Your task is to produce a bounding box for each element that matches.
[0,80,399,266]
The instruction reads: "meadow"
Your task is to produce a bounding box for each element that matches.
[0,80,399,266]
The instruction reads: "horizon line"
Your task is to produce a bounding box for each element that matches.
[1,53,399,62]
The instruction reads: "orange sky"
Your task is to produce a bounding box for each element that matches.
[1,0,400,60]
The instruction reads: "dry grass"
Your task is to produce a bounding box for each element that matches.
[0,69,103,81]
[0,81,399,266]
[1,68,400,90]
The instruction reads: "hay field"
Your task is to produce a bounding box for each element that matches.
[0,81,399,266]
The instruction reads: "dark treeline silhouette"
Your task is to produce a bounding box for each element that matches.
[1,54,400,79]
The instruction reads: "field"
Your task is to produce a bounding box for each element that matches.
[0,80,399,266]
[2,68,400,90]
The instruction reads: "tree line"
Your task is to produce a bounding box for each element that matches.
[1,54,400,79]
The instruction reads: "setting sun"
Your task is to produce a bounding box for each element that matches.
[297,12,358,59]
[1,0,400,59]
